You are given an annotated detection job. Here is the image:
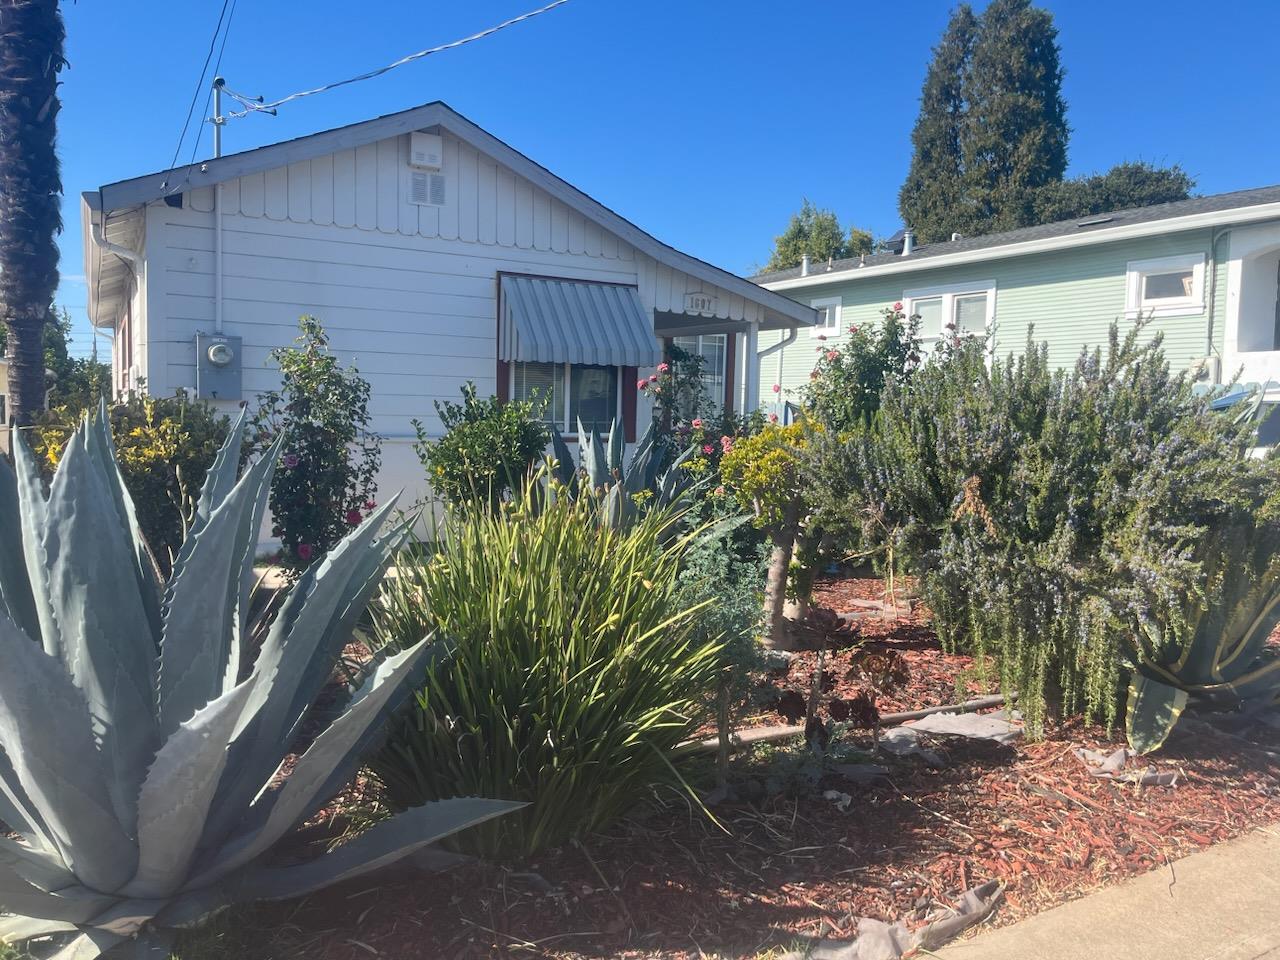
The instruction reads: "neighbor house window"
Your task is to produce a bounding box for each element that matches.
[672,333,727,414]
[808,296,843,338]
[903,281,996,351]
[1125,253,1205,317]
[512,361,619,434]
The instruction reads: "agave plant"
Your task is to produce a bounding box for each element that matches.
[549,418,696,528]
[0,406,518,958]
[1127,523,1280,753]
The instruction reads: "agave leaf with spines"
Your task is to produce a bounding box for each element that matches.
[0,407,520,958]
[1126,522,1280,753]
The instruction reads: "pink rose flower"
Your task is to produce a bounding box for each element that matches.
[364,500,377,511]
[849,325,859,334]
[637,378,648,390]
[826,350,839,361]
[714,485,726,496]
[657,362,670,373]
[703,444,715,455]
[768,413,779,423]
[282,453,299,469]
[772,383,781,394]
[893,302,903,312]
[296,543,314,562]
[720,435,733,452]
[648,374,659,383]
[345,509,363,526]
[691,418,703,429]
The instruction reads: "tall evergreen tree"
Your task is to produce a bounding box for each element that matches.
[0,0,65,429]
[960,0,1068,234]
[898,5,978,244]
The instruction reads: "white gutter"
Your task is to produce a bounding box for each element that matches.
[763,202,1280,292]
[90,221,141,266]
[753,324,798,412]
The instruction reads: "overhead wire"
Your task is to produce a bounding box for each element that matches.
[160,0,233,188]
[223,0,571,119]
[182,0,239,167]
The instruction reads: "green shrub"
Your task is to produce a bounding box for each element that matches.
[415,381,549,511]
[848,323,1263,734]
[251,316,381,570]
[370,472,722,856]
[30,394,231,569]
[801,302,920,434]
[0,408,516,959]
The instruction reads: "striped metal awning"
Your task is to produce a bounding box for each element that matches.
[499,275,662,368]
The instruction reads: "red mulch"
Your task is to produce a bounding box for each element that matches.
[229,577,1280,960]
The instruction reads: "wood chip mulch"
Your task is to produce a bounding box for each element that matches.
[209,577,1280,960]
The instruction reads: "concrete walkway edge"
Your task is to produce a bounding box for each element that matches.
[934,823,1280,960]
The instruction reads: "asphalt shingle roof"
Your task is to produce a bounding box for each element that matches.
[751,184,1280,284]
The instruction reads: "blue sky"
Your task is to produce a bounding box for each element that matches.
[58,0,1280,359]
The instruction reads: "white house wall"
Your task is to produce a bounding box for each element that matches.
[142,128,759,502]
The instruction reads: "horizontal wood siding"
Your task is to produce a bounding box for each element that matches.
[760,229,1224,403]
[148,129,765,505]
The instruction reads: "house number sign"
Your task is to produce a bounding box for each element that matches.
[684,293,718,315]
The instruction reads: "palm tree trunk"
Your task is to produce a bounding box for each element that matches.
[0,0,66,431]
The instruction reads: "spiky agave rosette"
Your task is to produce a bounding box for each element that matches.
[0,404,519,958]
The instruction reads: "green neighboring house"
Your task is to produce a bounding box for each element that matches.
[751,185,1280,413]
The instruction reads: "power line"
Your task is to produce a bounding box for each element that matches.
[183,0,239,169]
[162,0,233,183]
[224,0,571,119]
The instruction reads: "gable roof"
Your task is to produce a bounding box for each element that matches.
[754,184,1280,289]
[84,101,815,328]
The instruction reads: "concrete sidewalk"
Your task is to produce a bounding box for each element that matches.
[934,824,1280,960]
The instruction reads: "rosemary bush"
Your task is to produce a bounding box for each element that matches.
[846,324,1263,733]
[369,475,722,856]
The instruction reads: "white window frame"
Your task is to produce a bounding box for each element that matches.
[808,296,843,338]
[1125,253,1206,318]
[510,361,622,436]
[902,280,997,347]
[671,333,728,412]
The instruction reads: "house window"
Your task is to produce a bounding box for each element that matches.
[671,334,727,414]
[1125,253,1205,317]
[809,296,842,338]
[903,281,996,350]
[512,361,619,434]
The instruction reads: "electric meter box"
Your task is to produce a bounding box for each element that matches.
[195,332,242,401]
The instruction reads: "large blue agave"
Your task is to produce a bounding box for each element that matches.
[0,406,517,958]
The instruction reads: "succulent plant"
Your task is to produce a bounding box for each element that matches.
[0,405,518,958]
[550,418,696,528]
[1127,523,1280,753]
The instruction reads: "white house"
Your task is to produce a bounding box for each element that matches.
[82,101,815,500]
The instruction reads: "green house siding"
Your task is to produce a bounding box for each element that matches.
[759,228,1230,403]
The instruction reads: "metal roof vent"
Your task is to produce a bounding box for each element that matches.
[801,254,811,277]
[951,232,963,242]
[409,131,443,170]
[410,171,446,206]
[901,229,916,256]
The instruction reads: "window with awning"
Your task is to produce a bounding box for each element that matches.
[499,274,659,436]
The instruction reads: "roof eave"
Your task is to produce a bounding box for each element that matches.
[92,100,816,329]
[761,201,1280,292]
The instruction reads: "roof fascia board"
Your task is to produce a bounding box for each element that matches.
[94,101,815,327]
[762,202,1280,292]
[429,111,815,325]
[98,103,452,212]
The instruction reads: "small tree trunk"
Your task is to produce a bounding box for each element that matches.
[762,500,800,650]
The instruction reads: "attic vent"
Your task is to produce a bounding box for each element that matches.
[410,171,446,206]
[1077,216,1114,227]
